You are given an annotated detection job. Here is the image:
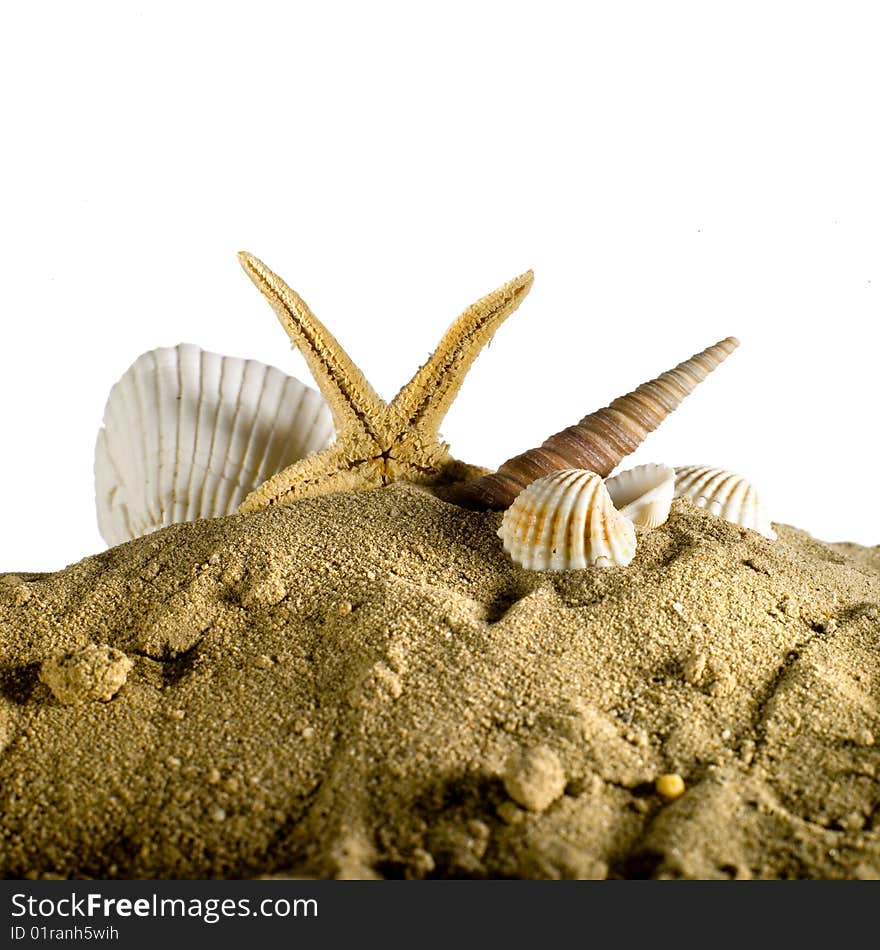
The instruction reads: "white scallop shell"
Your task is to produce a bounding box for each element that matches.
[674,465,776,540]
[95,344,334,546]
[605,463,675,530]
[498,469,637,570]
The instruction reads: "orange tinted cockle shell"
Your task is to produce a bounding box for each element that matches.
[498,469,637,570]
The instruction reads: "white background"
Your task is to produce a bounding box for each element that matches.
[1,1,878,572]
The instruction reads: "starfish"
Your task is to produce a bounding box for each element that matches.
[236,253,534,513]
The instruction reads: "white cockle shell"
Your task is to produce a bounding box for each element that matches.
[498,469,637,570]
[94,344,334,546]
[674,465,776,540]
[605,463,675,530]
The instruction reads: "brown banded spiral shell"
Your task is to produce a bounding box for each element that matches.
[459,336,739,510]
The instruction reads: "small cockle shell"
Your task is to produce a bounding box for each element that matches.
[94,344,334,546]
[498,469,637,570]
[605,463,676,530]
[674,465,776,540]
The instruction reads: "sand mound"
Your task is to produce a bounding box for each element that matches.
[1,484,878,879]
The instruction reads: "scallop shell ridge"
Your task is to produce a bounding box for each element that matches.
[498,469,637,570]
[94,344,335,546]
[674,465,776,540]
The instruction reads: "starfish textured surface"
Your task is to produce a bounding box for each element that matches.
[236,253,534,512]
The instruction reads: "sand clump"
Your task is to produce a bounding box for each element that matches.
[503,745,567,812]
[39,644,133,705]
[0,484,878,879]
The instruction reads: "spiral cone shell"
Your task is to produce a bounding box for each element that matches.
[605,463,676,530]
[498,469,637,570]
[459,336,739,510]
[674,465,776,540]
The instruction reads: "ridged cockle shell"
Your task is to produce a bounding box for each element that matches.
[498,469,637,570]
[674,465,776,540]
[605,463,676,530]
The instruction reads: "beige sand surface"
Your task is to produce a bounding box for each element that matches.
[0,484,878,879]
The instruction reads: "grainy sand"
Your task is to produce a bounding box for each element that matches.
[0,484,878,879]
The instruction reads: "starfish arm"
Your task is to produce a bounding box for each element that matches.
[388,270,534,441]
[238,252,386,443]
[237,444,386,512]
